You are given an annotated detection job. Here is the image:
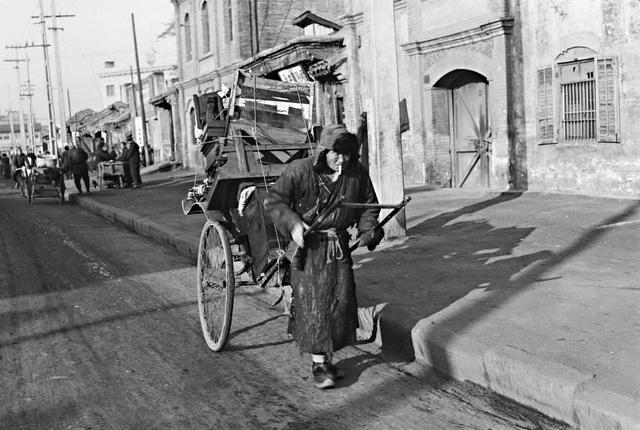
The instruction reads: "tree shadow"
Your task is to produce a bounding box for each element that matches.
[355,192,540,359]
[427,198,640,377]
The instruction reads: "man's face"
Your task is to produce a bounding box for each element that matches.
[326,150,351,175]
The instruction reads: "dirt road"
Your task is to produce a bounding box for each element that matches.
[0,182,568,430]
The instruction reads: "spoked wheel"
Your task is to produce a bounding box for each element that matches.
[197,220,235,352]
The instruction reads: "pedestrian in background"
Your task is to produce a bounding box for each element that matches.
[124,133,142,188]
[265,124,384,389]
[94,139,116,165]
[25,147,36,167]
[0,153,10,180]
[60,145,71,179]
[12,147,28,189]
[68,140,91,194]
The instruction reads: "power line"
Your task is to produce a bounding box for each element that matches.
[30,0,75,155]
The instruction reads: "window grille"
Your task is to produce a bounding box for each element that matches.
[560,60,596,141]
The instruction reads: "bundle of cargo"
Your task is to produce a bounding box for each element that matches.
[34,166,63,185]
[35,155,58,168]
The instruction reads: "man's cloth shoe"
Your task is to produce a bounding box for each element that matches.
[312,363,335,389]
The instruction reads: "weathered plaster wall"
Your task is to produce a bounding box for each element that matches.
[522,0,640,197]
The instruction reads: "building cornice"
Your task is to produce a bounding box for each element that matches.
[401,16,514,56]
[340,12,364,27]
[99,65,177,79]
[394,0,408,12]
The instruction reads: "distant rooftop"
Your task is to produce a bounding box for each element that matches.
[291,11,342,31]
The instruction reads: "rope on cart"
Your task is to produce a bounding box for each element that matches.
[251,75,285,257]
[294,84,315,157]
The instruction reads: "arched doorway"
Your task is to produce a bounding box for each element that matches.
[434,69,490,188]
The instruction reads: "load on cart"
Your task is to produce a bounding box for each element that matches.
[182,71,409,352]
[18,155,65,204]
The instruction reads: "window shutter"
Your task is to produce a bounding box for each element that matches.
[596,57,620,142]
[428,87,452,185]
[536,66,555,142]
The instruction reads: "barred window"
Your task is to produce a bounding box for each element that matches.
[560,60,596,141]
[536,55,619,144]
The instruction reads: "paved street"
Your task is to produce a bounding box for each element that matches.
[0,181,570,429]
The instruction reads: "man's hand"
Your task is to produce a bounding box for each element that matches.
[360,228,384,251]
[291,222,309,248]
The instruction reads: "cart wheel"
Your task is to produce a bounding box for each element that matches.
[197,220,235,352]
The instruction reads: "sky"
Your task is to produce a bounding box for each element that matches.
[0,0,176,126]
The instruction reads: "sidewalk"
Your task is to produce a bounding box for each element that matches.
[68,171,640,430]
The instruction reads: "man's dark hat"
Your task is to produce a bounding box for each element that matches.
[317,124,359,158]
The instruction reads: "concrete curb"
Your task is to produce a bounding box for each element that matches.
[71,194,199,264]
[412,318,640,430]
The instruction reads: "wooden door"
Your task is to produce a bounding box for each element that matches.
[452,82,491,188]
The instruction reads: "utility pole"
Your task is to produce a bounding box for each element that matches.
[67,88,72,143]
[5,86,16,148]
[36,0,57,156]
[6,45,37,149]
[131,13,150,165]
[50,0,73,147]
[129,66,138,116]
[22,49,37,150]
[3,56,27,150]
[30,5,74,153]
[7,111,17,148]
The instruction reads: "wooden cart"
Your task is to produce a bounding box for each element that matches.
[20,166,65,205]
[183,72,408,352]
[97,161,125,190]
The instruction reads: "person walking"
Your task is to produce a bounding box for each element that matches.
[60,145,71,179]
[265,124,384,389]
[68,140,91,194]
[0,153,10,180]
[124,133,142,188]
[12,147,28,189]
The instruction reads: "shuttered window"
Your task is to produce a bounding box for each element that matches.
[538,56,619,144]
[596,57,619,142]
[536,67,555,141]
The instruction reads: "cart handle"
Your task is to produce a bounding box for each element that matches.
[303,196,345,237]
[288,196,345,270]
[349,196,411,252]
